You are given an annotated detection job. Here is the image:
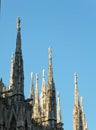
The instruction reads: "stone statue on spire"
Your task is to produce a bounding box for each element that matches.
[74,72,78,85]
[17,17,21,31]
[31,72,34,84]
[48,47,52,65]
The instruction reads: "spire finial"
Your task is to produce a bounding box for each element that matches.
[74,72,79,106]
[58,92,60,98]
[36,73,39,89]
[48,47,52,65]
[85,122,88,129]
[29,72,35,104]
[80,96,83,106]
[42,69,45,78]
[16,17,21,31]
[42,69,45,82]
[74,72,78,85]
[31,72,34,84]
[36,73,38,82]
[57,91,62,123]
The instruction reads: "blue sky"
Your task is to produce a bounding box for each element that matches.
[0,0,96,130]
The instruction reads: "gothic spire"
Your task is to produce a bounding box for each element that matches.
[42,69,45,84]
[42,69,46,92]
[29,72,35,105]
[33,73,40,119]
[48,47,53,84]
[9,52,15,89]
[46,47,57,127]
[73,73,88,130]
[30,72,34,97]
[35,73,39,106]
[74,72,79,106]
[13,17,24,95]
[35,73,39,99]
[57,92,62,123]
[40,69,46,116]
[16,17,21,53]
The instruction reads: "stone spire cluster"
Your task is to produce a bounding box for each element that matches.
[31,47,62,128]
[73,73,88,130]
[0,17,88,130]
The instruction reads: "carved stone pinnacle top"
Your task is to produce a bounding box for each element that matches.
[16,17,21,31]
[48,47,52,65]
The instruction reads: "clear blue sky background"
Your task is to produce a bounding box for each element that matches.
[0,0,96,130]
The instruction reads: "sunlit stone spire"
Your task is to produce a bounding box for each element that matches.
[74,72,79,106]
[42,69,46,93]
[40,69,46,116]
[42,69,45,83]
[73,73,88,130]
[35,73,39,106]
[48,47,52,66]
[57,92,62,123]
[46,47,57,127]
[85,122,88,130]
[80,96,83,107]
[33,73,40,119]
[9,52,15,89]
[48,47,53,84]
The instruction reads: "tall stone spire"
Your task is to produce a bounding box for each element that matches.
[80,96,88,130]
[73,73,88,130]
[74,72,79,107]
[35,73,39,104]
[42,69,45,84]
[40,69,46,116]
[13,17,24,95]
[46,47,57,127]
[57,92,62,123]
[42,69,46,94]
[9,52,15,89]
[16,17,21,52]
[33,73,40,119]
[29,72,35,105]
[48,47,53,84]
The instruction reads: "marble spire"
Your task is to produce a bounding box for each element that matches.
[13,17,24,95]
[74,72,79,106]
[30,72,35,105]
[9,52,15,89]
[48,47,53,84]
[57,92,62,123]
